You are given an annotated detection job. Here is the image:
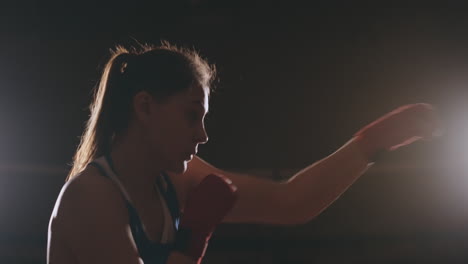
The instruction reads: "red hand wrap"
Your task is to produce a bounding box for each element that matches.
[354,103,439,162]
[177,174,237,263]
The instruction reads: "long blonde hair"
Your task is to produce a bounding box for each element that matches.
[67,42,216,181]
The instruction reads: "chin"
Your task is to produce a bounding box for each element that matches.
[167,161,188,174]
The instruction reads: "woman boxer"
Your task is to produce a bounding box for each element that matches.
[47,42,440,264]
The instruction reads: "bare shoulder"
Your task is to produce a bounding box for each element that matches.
[166,156,212,207]
[49,166,141,264]
[166,155,287,224]
[166,156,230,211]
[51,165,127,227]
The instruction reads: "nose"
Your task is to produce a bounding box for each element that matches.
[195,123,209,144]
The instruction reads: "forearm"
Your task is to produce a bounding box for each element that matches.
[282,137,371,224]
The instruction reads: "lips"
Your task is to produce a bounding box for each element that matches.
[184,152,195,161]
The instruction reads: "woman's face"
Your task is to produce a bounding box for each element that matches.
[142,84,209,174]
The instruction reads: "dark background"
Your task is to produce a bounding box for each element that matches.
[1,1,468,263]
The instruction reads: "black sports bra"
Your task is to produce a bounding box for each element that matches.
[90,154,181,263]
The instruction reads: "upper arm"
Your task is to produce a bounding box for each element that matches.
[171,156,289,224]
[52,172,143,264]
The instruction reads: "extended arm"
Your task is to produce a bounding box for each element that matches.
[179,103,440,226]
[183,138,368,225]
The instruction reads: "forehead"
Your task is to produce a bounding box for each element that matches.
[184,83,209,111]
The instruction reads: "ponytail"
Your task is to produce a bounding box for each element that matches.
[67,48,132,181]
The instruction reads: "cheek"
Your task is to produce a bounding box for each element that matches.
[149,119,186,153]
[144,124,163,155]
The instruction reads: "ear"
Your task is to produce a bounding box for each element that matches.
[132,91,155,124]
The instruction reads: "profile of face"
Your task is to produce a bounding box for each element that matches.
[133,83,209,174]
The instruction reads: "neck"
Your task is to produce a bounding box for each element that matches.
[109,131,162,194]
